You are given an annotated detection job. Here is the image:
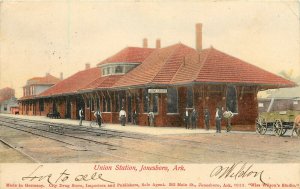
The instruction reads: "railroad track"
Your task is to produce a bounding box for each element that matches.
[0,116,198,162]
[2,115,292,163]
[0,115,149,140]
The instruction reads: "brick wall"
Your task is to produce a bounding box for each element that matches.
[57,99,66,119]
[17,86,258,131]
[71,98,77,120]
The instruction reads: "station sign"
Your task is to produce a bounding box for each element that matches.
[148,89,168,94]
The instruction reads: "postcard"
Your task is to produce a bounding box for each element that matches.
[0,1,299,189]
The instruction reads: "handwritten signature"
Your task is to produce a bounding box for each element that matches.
[22,165,114,185]
[210,162,266,185]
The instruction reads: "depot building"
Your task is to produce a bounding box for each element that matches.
[18,23,295,131]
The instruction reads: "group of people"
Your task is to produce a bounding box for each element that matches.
[184,108,199,129]
[78,107,138,127]
[120,108,155,127]
[185,107,233,133]
[78,106,233,132]
[79,108,102,127]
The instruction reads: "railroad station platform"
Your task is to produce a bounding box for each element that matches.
[0,113,253,135]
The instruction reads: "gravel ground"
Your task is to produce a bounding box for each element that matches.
[1,123,299,163]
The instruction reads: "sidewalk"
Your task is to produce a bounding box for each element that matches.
[0,113,253,136]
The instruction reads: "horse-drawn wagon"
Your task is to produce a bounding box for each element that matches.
[256,110,300,137]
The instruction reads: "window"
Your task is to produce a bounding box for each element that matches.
[143,89,149,113]
[186,87,193,108]
[167,88,178,113]
[135,96,140,113]
[4,104,7,111]
[96,98,100,110]
[101,64,139,76]
[152,94,159,113]
[103,67,111,75]
[107,97,111,112]
[91,99,95,111]
[103,98,107,112]
[115,92,124,112]
[226,86,238,113]
[106,67,111,75]
[115,66,123,73]
[143,89,159,113]
[39,100,44,111]
[86,99,90,108]
[103,96,111,112]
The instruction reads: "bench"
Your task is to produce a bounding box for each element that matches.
[47,112,61,119]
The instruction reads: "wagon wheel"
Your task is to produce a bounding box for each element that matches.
[255,117,262,134]
[281,128,288,135]
[260,121,267,135]
[273,119,284,136]
[256,117,267,135]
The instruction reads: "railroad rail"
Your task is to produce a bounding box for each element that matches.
[0,116,197,162]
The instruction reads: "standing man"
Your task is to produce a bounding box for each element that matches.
[79,108,84,126]
[204,108,210,130]
[223,110,234,132]
[94,109,102,127]
[132,109,138,125]
[119,107,126,126]
[184,108,190,129]
[191,108,198,129]
[215,107,222,133]
[148,110,155,126]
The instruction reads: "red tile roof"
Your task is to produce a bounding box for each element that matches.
[26,74,60,86]
[114,44,194,87]
[97,47,155,66]
[39,68,101,97]
[80,75,123,91]
[194,48,296,87]
[115,44,296,88]
[24,43,295,100]
[18,95,36,101]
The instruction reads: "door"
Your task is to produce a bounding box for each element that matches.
[66,98,71,118]
[76,96,85,119]
[127,96,132,122]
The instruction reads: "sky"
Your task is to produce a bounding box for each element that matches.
[0,0,299,98]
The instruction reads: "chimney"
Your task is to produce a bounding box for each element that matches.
[195,23,202,52]
[85,63,90,70]
[156,39,161,49]
[60,72,63,80]
[143,38,148,48]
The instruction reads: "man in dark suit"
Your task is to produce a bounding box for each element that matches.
[191,108,198,129]
[204,108,210,130]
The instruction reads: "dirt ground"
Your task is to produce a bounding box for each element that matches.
[1,125,300,163]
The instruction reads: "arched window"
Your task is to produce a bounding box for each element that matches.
[226,86,238,113]
[167,88,178,113]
